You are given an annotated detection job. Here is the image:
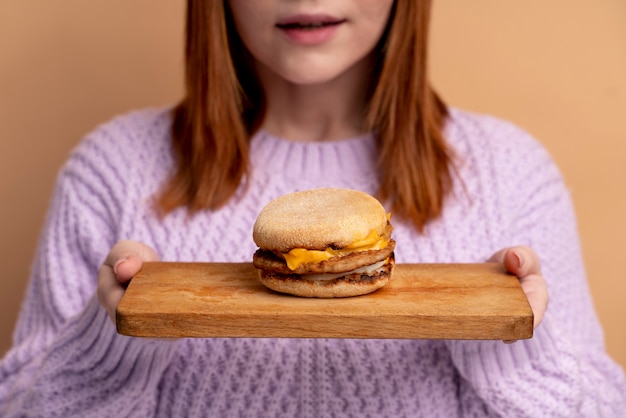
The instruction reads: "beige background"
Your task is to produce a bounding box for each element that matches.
[1,1,624,370]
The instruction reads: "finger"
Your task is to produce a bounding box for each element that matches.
[113,254,144,283]
[520,273,549,329]
[97,264,126,322]
[501,273,548,344]
[502,247,548,328]
[98,241,160,324]
[502,246,542,279]
[492,246,548,343]
[503,275,548,343]
[105,240,159,283]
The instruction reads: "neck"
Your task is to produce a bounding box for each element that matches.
[256,56,373,142]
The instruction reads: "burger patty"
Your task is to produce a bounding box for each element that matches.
[258,255,394,283]
[252,239,395,274]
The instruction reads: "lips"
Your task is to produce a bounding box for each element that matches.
[276,14,346,45]
[276,14,346,29]
[277,21,343,29]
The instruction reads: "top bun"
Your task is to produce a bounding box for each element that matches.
[253,188,388,253]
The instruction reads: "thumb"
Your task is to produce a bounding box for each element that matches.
[105,240,160,283]
[489,245,541,278]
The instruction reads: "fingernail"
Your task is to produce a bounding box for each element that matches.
[113,258,128,276]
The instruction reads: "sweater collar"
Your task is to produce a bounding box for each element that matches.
[249,130,379,181]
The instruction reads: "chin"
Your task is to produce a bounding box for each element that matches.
[262,52,372,88]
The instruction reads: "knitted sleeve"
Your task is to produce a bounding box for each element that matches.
[445,121,626,416]
[0,116,176,417]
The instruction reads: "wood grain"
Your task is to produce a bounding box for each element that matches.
[116,262,533,340]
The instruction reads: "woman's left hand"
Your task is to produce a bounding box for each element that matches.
[489,246,549,341]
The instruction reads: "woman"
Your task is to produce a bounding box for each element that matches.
[1,1,624,416]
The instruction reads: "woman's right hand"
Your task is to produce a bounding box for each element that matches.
[97,240,159,323]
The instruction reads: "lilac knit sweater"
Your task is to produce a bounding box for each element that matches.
[1,108,624,417]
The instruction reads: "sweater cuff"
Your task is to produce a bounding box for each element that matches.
[445,315,582,416]
[5,295,177,417]
[446,316,562,381]
[51,294,178,380]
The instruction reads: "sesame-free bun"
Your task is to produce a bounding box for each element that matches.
[253,188,388,253]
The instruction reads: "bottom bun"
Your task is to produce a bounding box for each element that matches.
[258,259,394,298]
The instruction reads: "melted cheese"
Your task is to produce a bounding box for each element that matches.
[282,226,390,271]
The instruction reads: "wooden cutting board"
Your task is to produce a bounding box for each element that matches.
[116,262,533,340]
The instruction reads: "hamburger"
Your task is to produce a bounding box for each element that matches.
[252,188,395,298]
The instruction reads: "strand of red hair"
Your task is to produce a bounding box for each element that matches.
[367,0,454,231]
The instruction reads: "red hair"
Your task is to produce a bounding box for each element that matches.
[159,0,454,231]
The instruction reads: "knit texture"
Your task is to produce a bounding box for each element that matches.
[1,108,624,417]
